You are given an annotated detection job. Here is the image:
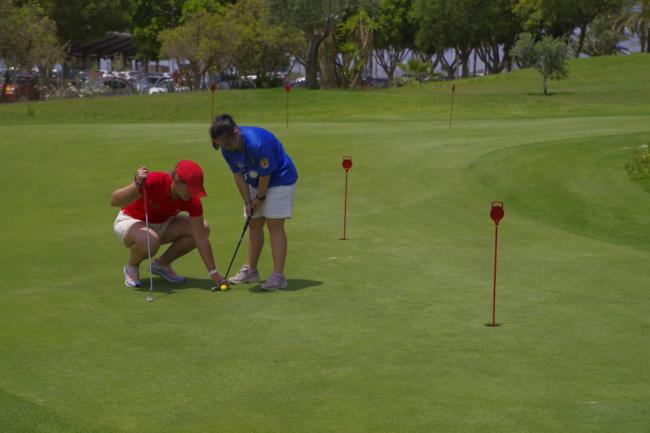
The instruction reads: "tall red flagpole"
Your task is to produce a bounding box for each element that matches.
[341,156,353,240]
[209,83,217,120]
[449,83,456,128]
[284,82,292,128]
[489,201,505,326]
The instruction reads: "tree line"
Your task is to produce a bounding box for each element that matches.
[1,0,649,89]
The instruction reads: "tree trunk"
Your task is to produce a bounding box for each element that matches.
[305,32,327,89]
[387,65,395,86]
[458,47,471,78]
[319,33,337,88]
[440,53,458,80]
[473,49,477,76]
[543,75,548,95]
[503,47,513,72]
[1,69,10,101]
[576,23,588,58]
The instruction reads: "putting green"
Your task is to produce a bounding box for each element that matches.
[1,55,649,433]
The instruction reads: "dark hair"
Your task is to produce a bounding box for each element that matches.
[209,114,237,140]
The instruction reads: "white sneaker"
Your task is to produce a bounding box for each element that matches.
[228,265,261,284]
[151,259,185,283]
[124,265,141,287]
[261,272,288,291]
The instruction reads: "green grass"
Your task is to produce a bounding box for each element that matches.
[2,54,650,125]
[1,55,650,433]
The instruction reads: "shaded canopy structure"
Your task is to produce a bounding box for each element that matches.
[68,32,136,66]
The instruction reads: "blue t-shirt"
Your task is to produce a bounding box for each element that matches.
[221,126,298,188]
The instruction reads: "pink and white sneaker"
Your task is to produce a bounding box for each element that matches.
[151,259,185,283]
[228,265,261,285]
[124,265,141,287]
[261,272,288,291]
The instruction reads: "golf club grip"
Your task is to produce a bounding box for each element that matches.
[241,215,252,240]
[142,186,148,220]
[224,215,253,279]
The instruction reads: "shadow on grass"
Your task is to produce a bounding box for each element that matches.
[133,277,323,300]
[248,278,323,294]
[133,276,214,300]
[524,90,576,96]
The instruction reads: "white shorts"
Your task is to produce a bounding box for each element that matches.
[113,211,171,245]
[246,184,296,219]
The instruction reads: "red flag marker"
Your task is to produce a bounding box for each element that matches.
[488,201,505,326]
[284,82,292,128]
[449,83,456,129]
[209,83,217,120]
[340,156,353,240]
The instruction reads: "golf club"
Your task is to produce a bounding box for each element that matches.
[143,184,154,302]
[212,214,252,292]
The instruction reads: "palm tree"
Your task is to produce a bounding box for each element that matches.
[583,13,629,56]
[616,0,650,53]
[398,58,431,84]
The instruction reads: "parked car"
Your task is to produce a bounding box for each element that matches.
[101,76,135,95]
[1,72,40,102]
[136,74,164,94]
[290,76,307,88]
[148,77,175,94]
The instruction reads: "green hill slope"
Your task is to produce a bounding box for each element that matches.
[1,54,649,125]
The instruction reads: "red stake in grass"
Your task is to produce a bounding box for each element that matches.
[209,83,217,120]
[341,156,353,240]
[449,83,456,129]
[284,82,292,128]
[489,201,505,326]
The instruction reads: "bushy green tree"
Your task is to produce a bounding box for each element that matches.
[513,34,570,95]
[268,0,349,89]
[475,0,522,73]
[412,0,483,78]
[225,0,304,87]
[373,0,415,85]
[39,0,134,43]
[511,32,537,67]
[131,0,185,71]
[0,1,64,77]
[159,1,303,89]
[514,0,624,56]
[159,10,225,89]
[181,0,227,18]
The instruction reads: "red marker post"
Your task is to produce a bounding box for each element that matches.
[284,82,292,128]
[209,83,217,120]
[340,156,353,240]
[488,201,505,326]
[449,83,456,129]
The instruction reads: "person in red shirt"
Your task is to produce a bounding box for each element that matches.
[110,160,226,289]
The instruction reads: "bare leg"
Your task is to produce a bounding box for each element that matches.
[266,218,287,274]
[157,216,208,266]
[124,222,161,267]
[247,217,265,270]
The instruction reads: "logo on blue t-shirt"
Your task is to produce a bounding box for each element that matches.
[221,126,298,188]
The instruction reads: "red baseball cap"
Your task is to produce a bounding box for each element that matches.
[176,160,207,198]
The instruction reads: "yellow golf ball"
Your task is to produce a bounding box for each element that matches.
[220,284,229,291]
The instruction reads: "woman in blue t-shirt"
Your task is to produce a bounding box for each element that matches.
[209,114,298,291]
